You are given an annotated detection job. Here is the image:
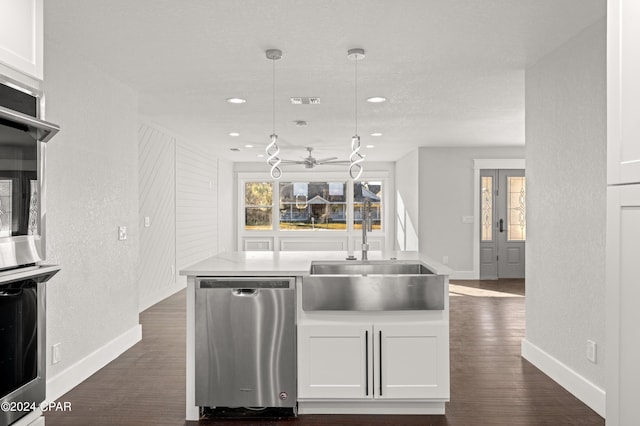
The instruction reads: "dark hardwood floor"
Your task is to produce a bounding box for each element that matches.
[45,279,604,426]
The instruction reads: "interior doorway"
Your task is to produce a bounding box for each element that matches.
[479,169,526,279]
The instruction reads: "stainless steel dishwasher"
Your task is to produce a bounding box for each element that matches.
[195,276,296,411]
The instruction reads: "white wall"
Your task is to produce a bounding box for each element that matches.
[43,40,141,392]
[138,122,235,311]
[137,124,176,312]
[395,149,419,251]
[523,19,606,415]
[417,146,525,276]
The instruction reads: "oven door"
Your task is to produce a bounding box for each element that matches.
[0,267,59,426]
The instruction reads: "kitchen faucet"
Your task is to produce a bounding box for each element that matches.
[361,198,373,260]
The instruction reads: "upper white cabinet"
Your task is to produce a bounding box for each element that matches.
[0,0,43,80]
[608,0,640,184]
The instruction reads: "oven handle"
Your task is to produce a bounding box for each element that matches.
[0,105,60,142]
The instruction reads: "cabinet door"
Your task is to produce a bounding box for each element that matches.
[608,0,640,184]
[606,185,640,425]
[375,322,449,399]
[0,0,43,79]
[298,324,372,399]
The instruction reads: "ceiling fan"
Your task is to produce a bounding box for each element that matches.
[280,147,351,169]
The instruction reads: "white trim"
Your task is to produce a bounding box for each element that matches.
[298,400,446,415]
[46,325,142,402]
[139,282,186,313]
[472,159,526,279]
[448,270,477,280]
[521,338,605,418]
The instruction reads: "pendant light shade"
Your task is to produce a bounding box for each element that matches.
[266,49,283,179]
[348,48,365,181]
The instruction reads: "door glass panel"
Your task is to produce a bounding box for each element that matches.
[507,176,526,241]
[481,176,493,241]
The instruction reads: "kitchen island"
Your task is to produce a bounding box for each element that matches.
[181,251,450,420]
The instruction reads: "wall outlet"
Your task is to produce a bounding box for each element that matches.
[52,343,61,364]
[442,256,449,265]
[144,216,150,227]
[118,226,127,240]
[586,340,597,363]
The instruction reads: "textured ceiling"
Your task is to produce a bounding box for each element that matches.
[44,0,606,164]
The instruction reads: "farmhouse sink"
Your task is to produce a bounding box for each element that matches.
[302,260,444,311]
[309,260,435,275]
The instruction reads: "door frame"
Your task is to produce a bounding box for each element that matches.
[472,159,525,279]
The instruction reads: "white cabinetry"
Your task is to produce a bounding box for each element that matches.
[607,0,640,184]
[298,322,449,401]
[606,185,640,425]
[0,0,43,80]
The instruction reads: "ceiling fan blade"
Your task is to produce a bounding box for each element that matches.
[315,157,339,163]
[280,159,306,164]
[319,160,351,165]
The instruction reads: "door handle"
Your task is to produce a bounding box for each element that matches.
[379,330,383,396]
[365,330,369,396]
[499,219,504,233]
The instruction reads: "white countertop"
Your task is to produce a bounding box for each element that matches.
[180,251,451,276]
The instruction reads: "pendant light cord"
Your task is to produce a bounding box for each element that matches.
[354,55,358,135]
[273,57,276,135]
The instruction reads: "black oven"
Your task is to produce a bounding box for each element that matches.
[0,81,59,271]
[0,267,59,426]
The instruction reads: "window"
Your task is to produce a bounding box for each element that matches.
[279,181,347,230]
[507,176,526,241]
[353,181,382,230]
[244,181,273,230]
[481,176,493,241]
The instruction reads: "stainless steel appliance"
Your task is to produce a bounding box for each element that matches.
[0,80,60,271]
[0,266,60,426]
[195,276,296,411]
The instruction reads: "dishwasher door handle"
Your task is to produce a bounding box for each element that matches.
[232,288,258,296]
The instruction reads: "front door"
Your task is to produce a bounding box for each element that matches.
[479,169,526,279]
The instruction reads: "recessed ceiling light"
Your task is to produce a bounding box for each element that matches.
[366,144,375,149]
[370,132,383,137]
[226,97,246,104]
[244,144,254,148]
[367,97,387,103]
[229,132,240,137]
[257,154,264,158]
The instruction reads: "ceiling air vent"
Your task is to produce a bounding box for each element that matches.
[290,97,321,105]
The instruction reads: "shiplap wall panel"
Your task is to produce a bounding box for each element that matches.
[176,142,218,282]
[137,124,176,312]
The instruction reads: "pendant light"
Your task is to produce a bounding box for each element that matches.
[348,48,365,181]
[265,48,283,179]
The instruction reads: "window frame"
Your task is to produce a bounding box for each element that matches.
[238,171,389,252]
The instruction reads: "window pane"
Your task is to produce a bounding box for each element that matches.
[245,182,273,230]
[481,176,493,241]
[279,181,347,230]
[507,176,526,241]
[353,181,382,231]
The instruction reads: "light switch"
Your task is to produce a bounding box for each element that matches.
[144,216,151,227]
[118,226,127,240]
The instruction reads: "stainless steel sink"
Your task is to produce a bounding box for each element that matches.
[303,260,444,311]
[309,260,434,275]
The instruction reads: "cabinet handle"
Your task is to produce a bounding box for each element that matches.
[499,218,504,232]
[379,330,383,396]
[365,330,369,396]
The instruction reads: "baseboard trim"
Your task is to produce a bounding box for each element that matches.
[449,270,477,280]
[46,324,142,402]
[139,281,186,313]
[521,338,605,418]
